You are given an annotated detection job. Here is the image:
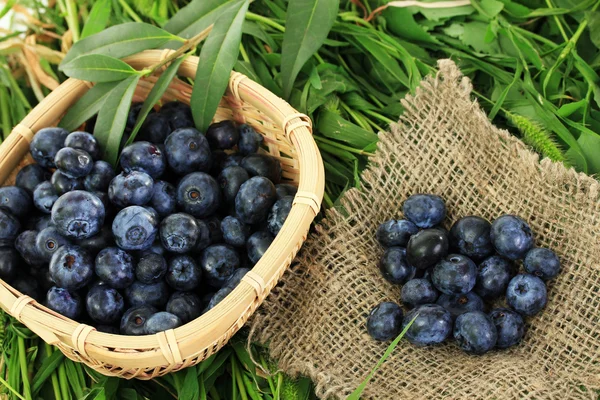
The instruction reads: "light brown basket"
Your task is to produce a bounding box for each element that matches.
[0,50,324,379]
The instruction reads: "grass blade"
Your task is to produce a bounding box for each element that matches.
[58,82,119,131]
[31,348,64,395]
[81,0,112,39]
[164,0,235,39]
[61,54,141,82]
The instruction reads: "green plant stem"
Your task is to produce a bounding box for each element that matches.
[545,0,569,42]
[118,0,143,22]
[314,136,374,155]
[64,0,80,42]
[209,386,221,400]
[0,86,10,141]
[57,363,70,400]
[322,191,334,208]
[232,359,248,400]
[239,43,250,63]
[44,344,62,400]
[141,29,209,76]
[17,337,32,400]
[363,109,394,125]
[246,12,285,32]
[0,376,26,400]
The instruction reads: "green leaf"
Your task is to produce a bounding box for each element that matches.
[81,0,112,39]
[280,0,339,98]
[190,0,249,132]
[478,0,504,19]
[308,65,322,89]
[416,4,474,20]
[58,82,119,131]
[556,99,587,117]
[61,54,140,82]
[351,35,409,89]
[31,350,64,395]
[80,387,105,400]
[179,367,200,400]
[587,11,600,49]
[234,60,261,84]
[60,22,177,67]
[242,21,278,51]
[127,55,187,145]
[164,0,234,39]
[498,0,531,17]
[383,7,439,44]
[94,75,141,166]
[577,131,600,174]
[317,110,378,150]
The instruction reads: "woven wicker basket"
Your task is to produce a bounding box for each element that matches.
[0,50,324,379]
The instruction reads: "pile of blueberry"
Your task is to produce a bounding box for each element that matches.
[0,101,296,335]
[367,194,560,355]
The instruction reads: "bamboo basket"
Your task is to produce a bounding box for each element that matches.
[0,50,324,379]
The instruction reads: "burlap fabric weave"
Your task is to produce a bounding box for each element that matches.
[250,60,600,399]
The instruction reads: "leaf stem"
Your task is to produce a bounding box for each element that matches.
[239,43,250,63]
[0,85,10,141]
[118,0,143,22]
[57,363,70,400]
[17,337,32,400]
[544,0,569,42]
[65,0,80,42]
[44,344,62,400]
[245,12,285,32]
[0,375,26,400]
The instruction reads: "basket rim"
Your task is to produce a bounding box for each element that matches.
[0,50,324,374]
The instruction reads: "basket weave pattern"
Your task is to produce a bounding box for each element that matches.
[0,50,324,379]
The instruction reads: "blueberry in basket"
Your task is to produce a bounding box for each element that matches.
[368,194,559,355]
[4,106,297,336]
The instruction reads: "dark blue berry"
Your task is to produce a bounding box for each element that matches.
[235,176,276,224]
[165,128,212,175]
[220,216,249,247]
[474,255,514,299]
[84,161,115,192]
[120,305,157,335]
[490,215,534,260]
[166,292,202,324]
[49,245,94,290]
[221,154,244,170]
[16,230,44,267]
[149,181,176,217]
[376,219,418,248]
[30,127,69,168]
[224,267,249,289]
[379,247,415,284]
[76,225,114,255]
[205,287,233,311]
[506,274,547,316]
[176,172,221,217]
[64,131,100,159]
[46,286,81,319]
[199,244,240,287]
[402,304,452,346]
[523,248,560,281]
[454,311,497,354]
[31,214,52,232]
[136,253,167,284]
[247,231,273,265]
[51,170,84,195]
[267,196,293,237]
[240,154,282,184]
[406,228,449,270]
[194,219,212,252]
[125,280,169,308]
[160,213,200,253]
[112,206,159,251]
[489,308,525,349]
[86,283,124,324]
[108,171,154,208]
[166,255,202,291]
[275,183,297,200]
[218,166,249,204]
[432,254,477,295]
[95,247,135,289]
[16,164,50,193]
[51,191,105,239]
[31,267,55,292]
[367,302,403,341]
[238,124,263,155]
[201,216,222,245]
[403,194,446,228]
[12,276,41,300]
[401,279,439,308]
[449,216,494,261]
[54,147,93,178]
[436,292,485,319]
[137,113,168,144]
[97,325,120,334]
[144,312,182,334]
[140,241,167,257]
[36,227,71,262]
[34,181,59,214]
[0,209,20,241]
[0,247,19,280]
[0,186,32,218]
[168,107,194,131]
[206,120,239,149]
[120,141,166,179]
[126,102,144,131]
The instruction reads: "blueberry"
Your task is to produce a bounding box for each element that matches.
[205,286,233,311]
[84,161,115,192]
[235,176,276,224]
[120,305,157,335]
[176,172,221,217]
[54,147,93,179]
[52,191,105,239]
[96,325,120,334]
[31,266,55,292]
[30,127,69,168]
[120,141,166,179]
[164,128,212,175]
[161,101,189,113]
[16,164,50,193]
[379,247,415,284]
[140,241,167,257]
[523,248,560,281]
[126,102,144,131]
[400,279,439,308]
[224,267,250,289]
[46,286,81,319]
[489,308,525,349]
[240,154,282,184]
[366,302,403,341]
[247,231,273,265]
[168,108,195,131]
[16,230,44,267]
[238,124,264,155]
[218,166,249,204]
[221,154,244,170]
[199,244,240,287]
[144,312,182,334]
[454,311,497,354]
[51,171,83,195]
[64,131,100,159]
[166,292,202,323]
[0,186,32,219]
[112,206,159,251]
[194,219,212,252]
[432,254,477,295]
[95,247,135,289]
[86,283,124,324]
[12,276,41,300]
[220,216,249,247]
[201,216,222,245]
[490,215,534,260]
[0,209,20,241]
[506,274,547,316]
[406,228,449,270]
[149,181,176,217]
[474,255,514,299]
[267,196,293,237]
[160,213,200,253]
[76,225,114,255]
[402,304,452,346]
[49,245,94,290]
[30,214,52,232]
[108,171,154,208]
[124,280,169,308]
[33,181,59,214]
[166,255,202,291]
[0,247,19,280]
[448,216,494,261]
[403,194,446,228]
[275,183,297,200]
[139,112,171,144]
[36,227,71,262]
[136,253,167,284]
[376,219,418,248]
[436,292,485,319]
[206,120,239,149]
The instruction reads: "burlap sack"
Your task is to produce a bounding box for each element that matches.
[250,60,600,399]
